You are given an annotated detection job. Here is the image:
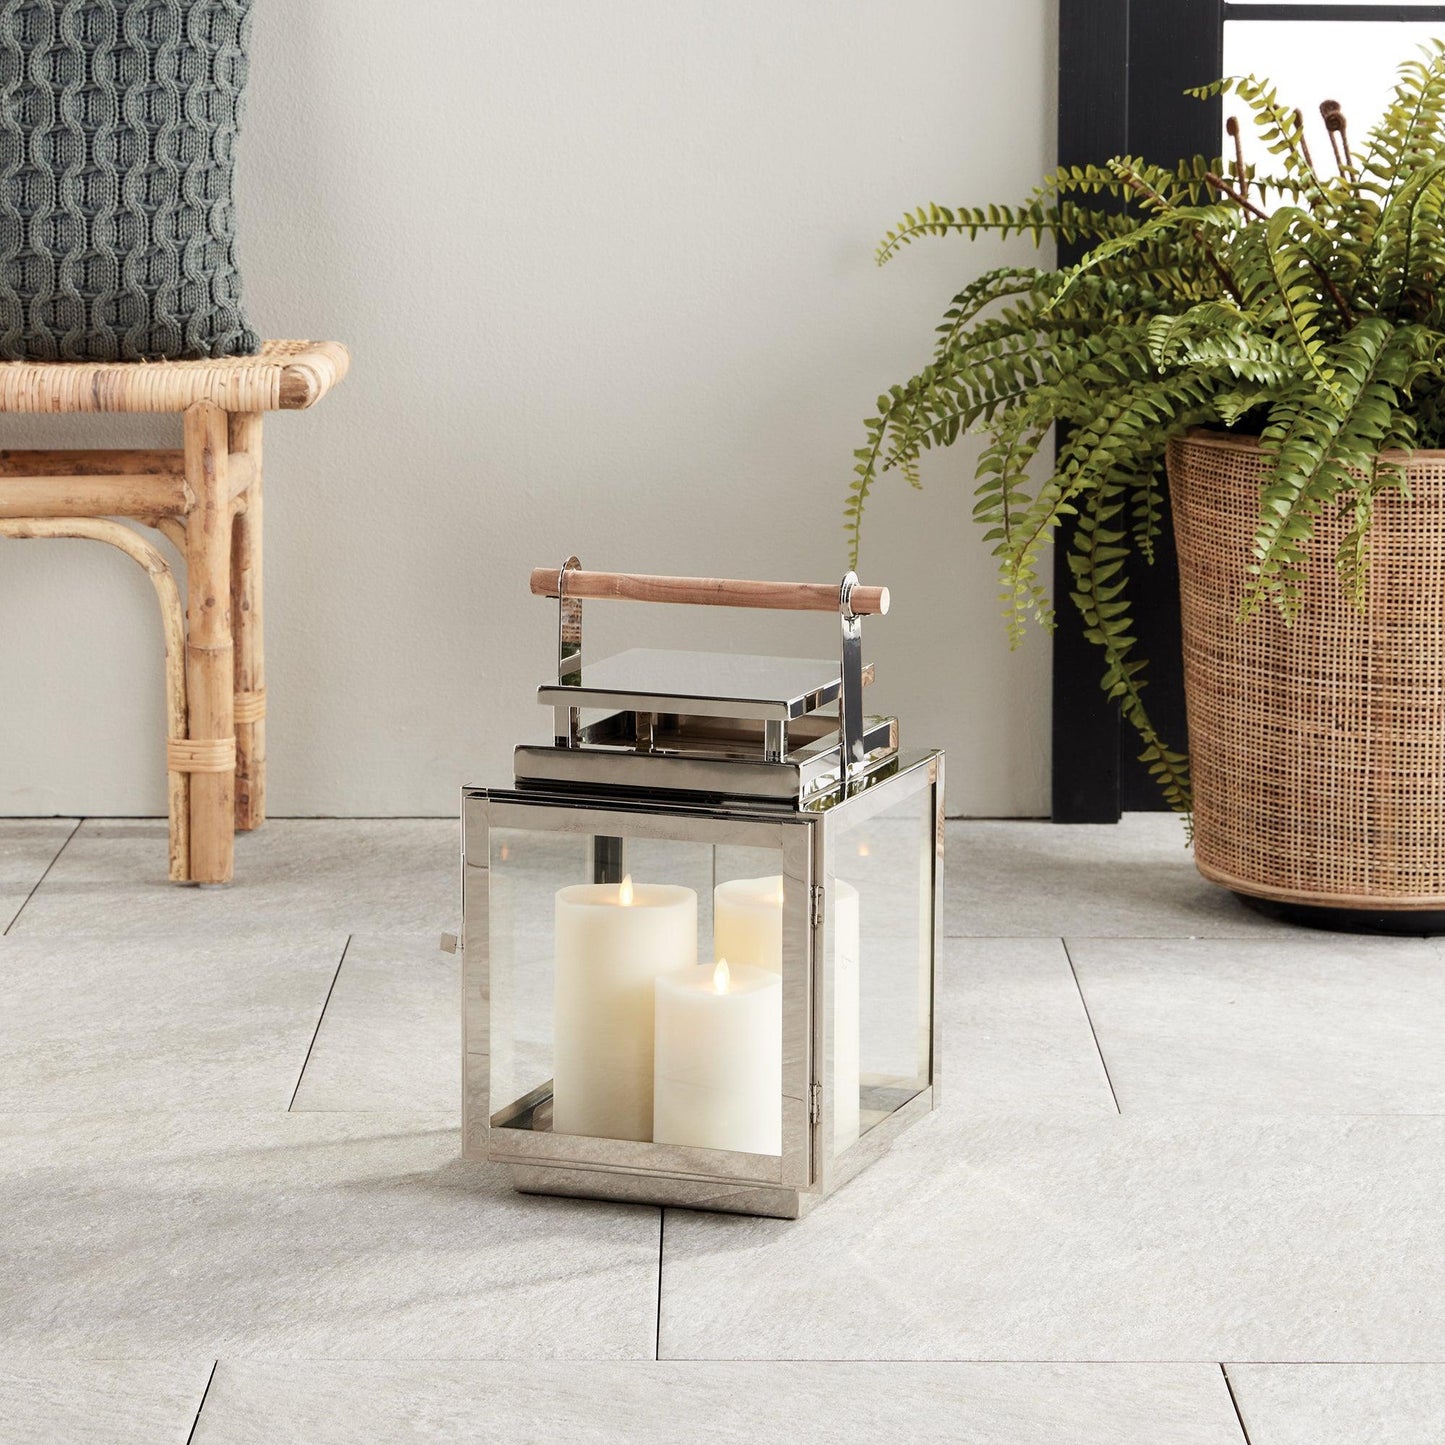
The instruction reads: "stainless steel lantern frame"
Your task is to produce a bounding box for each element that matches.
[459,563,943,1218]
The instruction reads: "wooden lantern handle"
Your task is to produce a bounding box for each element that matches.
[528,567,890,617]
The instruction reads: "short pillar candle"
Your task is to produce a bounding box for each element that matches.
[653,959,782,1155]
[553,875,697,1141]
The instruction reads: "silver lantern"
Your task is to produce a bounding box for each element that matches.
[457,561,943,1218]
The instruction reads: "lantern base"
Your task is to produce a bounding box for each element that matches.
[509,1163,813,1220]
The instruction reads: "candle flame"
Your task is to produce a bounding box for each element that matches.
[618,874,634,906]
[857,841,871,857]
[774,879,785,904]
[713,958,731,994]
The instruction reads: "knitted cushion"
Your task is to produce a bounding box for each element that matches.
[0,0,259,361]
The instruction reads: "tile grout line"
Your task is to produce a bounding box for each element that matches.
[1062,938,1122,1115]
[656,1355,1445,1364]
[654,1209,665,1361]
[2,816,82,936]
[184,1360,218,1445]
[1220,1363,1254,1445]
[288,935,352,1111]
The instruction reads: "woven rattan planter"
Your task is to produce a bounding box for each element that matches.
[1169,430,1445,922]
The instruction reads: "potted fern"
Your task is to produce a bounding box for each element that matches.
[849,45,1445,929]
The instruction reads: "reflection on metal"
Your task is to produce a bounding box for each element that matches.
[554,555,582,746]
[538,648,860,722]
[591,835,625,885]
[838,570,866,778]
[763,718,786,762]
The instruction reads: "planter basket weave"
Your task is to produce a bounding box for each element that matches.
[1169,430,1445,911]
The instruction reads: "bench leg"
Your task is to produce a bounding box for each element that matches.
[230,411,265,831]
[183,401,235,885]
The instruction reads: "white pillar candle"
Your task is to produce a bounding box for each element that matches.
[713,875,785,973]
[832,878,861,1153]
[714,873,863,1154]
[654,959,782,1155]
[553,875,697,1142]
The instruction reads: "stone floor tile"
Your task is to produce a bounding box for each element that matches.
[1069,935,1445,1114]
[8,819,459,938]
[291,936,457,1113]
[659,1113,1445,1362]
[948,816,1282,939]
[1227,1364,1445,1445]
[189,1360,1243,1445]
[941,938,1115,1116]
[0,1358,211,1445]
[0,1112,659,1359]
[0,818,77,931]
[0,934,344,1112]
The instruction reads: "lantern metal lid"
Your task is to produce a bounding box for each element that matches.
[518,560,899,805]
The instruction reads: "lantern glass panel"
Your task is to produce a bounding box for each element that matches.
[826,776,935,1155]
[487,822,791,1158]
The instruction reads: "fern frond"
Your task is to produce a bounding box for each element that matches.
[1068,481,1192,814]
[1245,317,1415,617]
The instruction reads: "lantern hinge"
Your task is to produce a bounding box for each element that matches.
[810,882,824,927]
[809,1081,822,1124]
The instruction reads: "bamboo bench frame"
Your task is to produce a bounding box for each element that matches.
[0,340,349,884]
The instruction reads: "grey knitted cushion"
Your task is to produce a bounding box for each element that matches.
[0,0,259,361]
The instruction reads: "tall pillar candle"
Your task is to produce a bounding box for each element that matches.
[653,959,782,1155]
[553,875,696,1142]
[832,878,861,1153]
[713,875,784,973]
[713,873,861,1152]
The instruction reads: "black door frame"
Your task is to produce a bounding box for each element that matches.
[1052,0,1223,822]
[1051,0,1445,822]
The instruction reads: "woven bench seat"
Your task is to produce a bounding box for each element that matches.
[0,340,349,415]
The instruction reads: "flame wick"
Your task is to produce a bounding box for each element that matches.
[713,958,731,995]
[618,874,634,906]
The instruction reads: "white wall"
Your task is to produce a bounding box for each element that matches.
[0,0,1055,819]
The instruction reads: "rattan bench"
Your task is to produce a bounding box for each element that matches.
[0,340,349,884]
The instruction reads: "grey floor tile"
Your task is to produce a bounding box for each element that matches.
[1070,936,1445,1115]
[8,819,459,938]
[1227,1364,1445,1445]
[942,939,1115,1116]
[292,936,457,1113]
[0,818,77,931]
[0,1358,211,1445]
[190,1360,1243,1445]
[658,1113,1445,1361]
[949,815,1282,938]
[0,1111,659,1358]
[0,934,344,1112]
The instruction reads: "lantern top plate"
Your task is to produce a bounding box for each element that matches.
[537,648,857,722]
